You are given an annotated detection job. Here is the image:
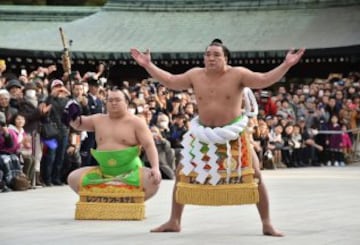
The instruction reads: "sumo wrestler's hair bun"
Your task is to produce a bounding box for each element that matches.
[211,38,223,44]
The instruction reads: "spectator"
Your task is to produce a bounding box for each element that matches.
[0,112,30,191]
[0,89,18,124]
[325,97,340,120]
[8,113,34,182]
[290,124,303,167]
[168,113,188,166]
[5,79,23,110]
[340,124,352,165]
[253,119,270,169]
[183,102,196,120]
[259,90,277,116]
[80,78,104,167]
[268,124,285,168]
[302,121,324,167]
[281,123,294,168]
[277,99,295,121]
[156,112,171,139]
[39,79,70,186]
[17,82,45,186]
[339,99,358,134]
[142,125,175,179]
[326,115,344,167]
[70,81,90,153]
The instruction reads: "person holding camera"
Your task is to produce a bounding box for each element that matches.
[39,79,71,186]
[142,125,175,180]
[0,112,31,191]
[168,113,188,167]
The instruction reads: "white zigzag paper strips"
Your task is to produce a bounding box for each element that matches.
[180,88,258,185]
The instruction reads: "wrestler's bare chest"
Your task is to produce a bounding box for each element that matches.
[95,118,138,148]
[193,75,241,104]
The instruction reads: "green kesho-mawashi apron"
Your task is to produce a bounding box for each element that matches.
[81,146,143,187]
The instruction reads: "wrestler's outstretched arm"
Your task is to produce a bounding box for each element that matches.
[69,114,97,132]
[239,48,305,89]
[130,48,192,91]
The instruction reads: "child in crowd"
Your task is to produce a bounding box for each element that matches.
[340,124,353,166]
[326,115,344,167]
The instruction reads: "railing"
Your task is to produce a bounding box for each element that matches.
[314,128,360,164]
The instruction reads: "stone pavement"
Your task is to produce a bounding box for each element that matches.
[1,166,360,245]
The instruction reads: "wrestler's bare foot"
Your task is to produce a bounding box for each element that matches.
[263,223,284,237]
[150,221,181,232]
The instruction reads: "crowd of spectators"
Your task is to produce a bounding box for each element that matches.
[0,59,359,192]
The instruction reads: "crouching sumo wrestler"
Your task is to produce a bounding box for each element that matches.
[63,88,161,220]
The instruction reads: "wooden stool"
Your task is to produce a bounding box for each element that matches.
[176,169,259,206]
[75,184,145,220]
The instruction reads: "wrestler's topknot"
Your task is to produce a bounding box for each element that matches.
[107,85,130,104]
[211,38,223,44]
[208,38,230,61]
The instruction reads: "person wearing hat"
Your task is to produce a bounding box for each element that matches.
[5,79,23,110]
[39,79,71,186]
[259,90,277,116]
[80,77,104,167]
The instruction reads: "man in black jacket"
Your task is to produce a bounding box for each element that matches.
[39,79,70,186]
[80,78,104,166]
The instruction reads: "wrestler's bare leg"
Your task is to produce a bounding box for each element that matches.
[67,166,96,193]
[251,147,284,237]
[68,167,160,200]
[142,168,161,200]
[151,148,284,235]
[151,166,183,232]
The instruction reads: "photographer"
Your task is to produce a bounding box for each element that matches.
[0,112,30,191]
[168,113,188,167]
[39,79,70,186]
[142,125,175,180]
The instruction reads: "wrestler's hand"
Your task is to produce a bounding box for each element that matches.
[130,48,151,67]
[150,167,162,184]
[284,48,305,67]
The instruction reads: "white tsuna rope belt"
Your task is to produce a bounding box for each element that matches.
[180,87,258,185]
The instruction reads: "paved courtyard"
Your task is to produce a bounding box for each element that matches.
[1,166,360,245]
